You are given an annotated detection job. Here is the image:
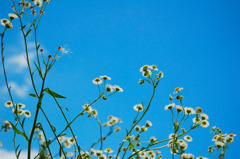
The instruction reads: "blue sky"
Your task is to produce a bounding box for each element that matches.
[0,0,240,158]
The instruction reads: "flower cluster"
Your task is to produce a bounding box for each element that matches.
[139,65,163,85]
[5,101,31,118]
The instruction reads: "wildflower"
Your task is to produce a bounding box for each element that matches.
[95,150,103,156]
[104,148,113,153]
[136,142,141,146]
[25,2,31,7]
[82,104,92,113]
[201,120,209,128]
[24,110,31,117]
[210,126,216,133]
[164,103,175,110]
[135,125,140,131]
[192,117,201,124]
[58,136,65,143]
[99,154,107,159]
[64,140,71,148]
[142,70,152,77]
[195,107,203,114]
[1,19,12,29]
[173,87,183,94]
[92,77,102,85]
[12,108,24,115]
[201,113,209,120]
[113,85,123,92]
[2,121,11,132]
[184,107,195,114]
[91,109,98,117]
[106,84,114,92]
[150,136,157,142]
[176,105,183,112]
[17,103,25,108]
[140,65,150,72]
[145,120,152,127]
[151,65,158,71]
[100,75,111,80]
[139,79,144,85]
[133,104,144,112]
[169,94,173,102]
[68,137,76,144]
[58,46,62,50]
[90,148,96,156]
[34,0,43,7]
[184,135,193,142]
[123,135,133,142]
[179,141,188,150]
[141,126,148,132]
[197,157,209,159]
[8,13,18,20]
[215,141,224,148]
[5,101,13,107]
[40,49,44,52]
[67,152,73,157]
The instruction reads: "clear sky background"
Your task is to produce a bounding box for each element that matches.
[0,0,239,158]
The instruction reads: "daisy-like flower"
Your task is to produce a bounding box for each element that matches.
[95,150,103,156]
[43,0,51,3]
[184,107,195,115]
[90,109,98,117]
[113,85,123,92]
[150,136,157,142]
[34,0,43,7]
[192,117,201,124]
[1,19,10,26]
[58,136,66,143]
[64,140,71,148]
[195,107,203,114]
[169,94,173,102]
[179,141,188,150]
[90,148,96,156]
[181,153,194,159]
[12,108,24,115]
[100,75,111,80]
[25,2,31,7]
[141,126,148,132]
[196,156,209,159]
[67,152,73,157]
[201,113,209,120]
[164,103,175,110]
[184,135,193,142]
[8,13,18,20]
[140,65,150,72]
[133,104,144,112]
[68,136,77,145]
[135,125,140,131]
[176,105,183,112]
[210,126,216,133]
[215,141,224,148]
[5,101,13,107]
[99,154,107,159]
[158,71,163,78]
[173,87,183,94]
[106,84,114,92]
[92,77,102,85]
[104,148,113,153]
[24,110,31,117]
[145,120,152,127]
[151,65,158,71]
[142,70,152,77]
[123,135,134,142]
[169,133,176,139]
[17,103,25,108]
[201,120,209,128]
[82,104,92,113]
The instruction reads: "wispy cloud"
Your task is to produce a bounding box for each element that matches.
[0,149,38,159]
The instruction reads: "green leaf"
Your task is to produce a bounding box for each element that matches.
[45,89,66,98]
[22,118,26,128]
[50,124,56,132]
[29,93,37,97]
[60,106,69,111]
[17,149,22,158]
[9,121,28,141]
[26,29,32,37]
[34,62,43,79]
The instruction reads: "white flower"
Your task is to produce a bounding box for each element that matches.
[215,141,224,148]
[113,85,123,92]
[133,104,144,112]
[176,105,183,112]
[82,104,92,113]
[68,136,77,145]
[195,107,203,114]
[192,117,201,124]
[181,153,194,159]
[12,108,24,115]
[95,150,103,156]
[24,110,31,117]
[67,152,73,157]
[151,65,158,71]
[64,140,71,148]
[8,13,18,20]
[173,87,183,94]
[141,126,148,132]
[34,0,43,7]
[145,120,152,127]
[157,71,164,78]
[197,157,209,159]
[17,103,25,108]
[184,107,195,115]
[142,70,152,77]
[104,148,113,153]
[200,113,209,120]
[179,141,188,150]
[5,101,13,107]
[150,136,157,142]
[92,77,103,85]
[164,103,175,110]
[91,109,98,117]
[106,84,114,92]
[184,135,193,142]
[140,65,150,72]
[1,19,10,26]
[201,120,209,128]
[100,75,111,80]
[58,136,66,143]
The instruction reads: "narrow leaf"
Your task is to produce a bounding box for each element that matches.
[34,62,43,79]
[9,121,28,141]
[29,93,37,97]
[26,29,32,37]
[45,89,66,98]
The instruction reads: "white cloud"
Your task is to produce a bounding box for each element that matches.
[0,149,38,159]
[8,81,30,98]
[5,52,35,73]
